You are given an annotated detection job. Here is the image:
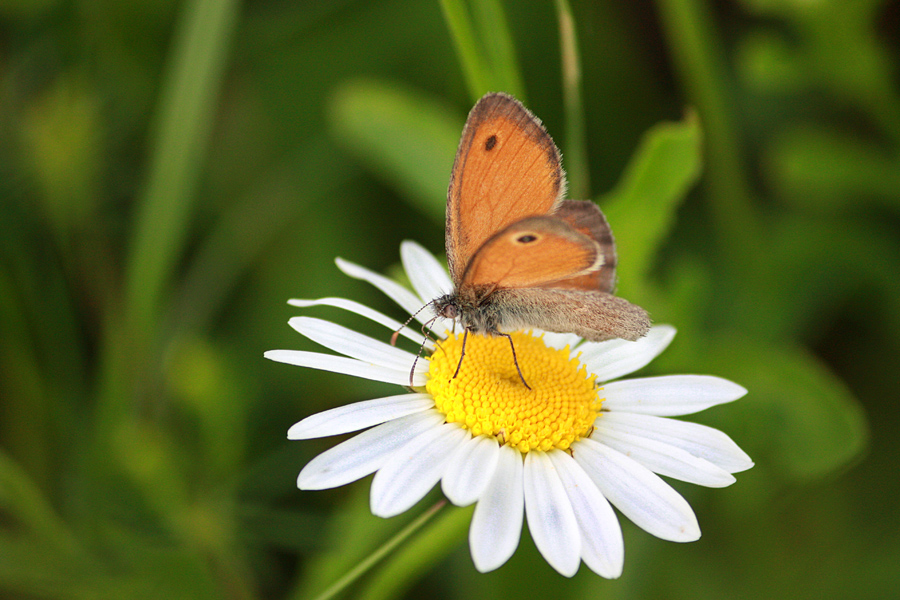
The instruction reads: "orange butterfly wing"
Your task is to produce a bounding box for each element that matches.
[446,93,566,283]
[460,216,602,289]
[543,199,617,293]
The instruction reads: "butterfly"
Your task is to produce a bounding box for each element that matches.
[418,93,651,387]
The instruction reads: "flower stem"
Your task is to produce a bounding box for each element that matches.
[308,500,447,600]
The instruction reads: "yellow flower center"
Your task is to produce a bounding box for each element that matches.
[426,331,600,453]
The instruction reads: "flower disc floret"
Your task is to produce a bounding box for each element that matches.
[426,331,600,452]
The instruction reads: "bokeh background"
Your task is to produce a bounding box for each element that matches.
[1,0,897,598]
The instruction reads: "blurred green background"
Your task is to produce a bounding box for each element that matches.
[1,0,897,598]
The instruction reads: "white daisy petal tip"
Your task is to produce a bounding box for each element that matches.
[730,452,755,474]
[524,452,582,577]
[575,439,703,543]
[641,324,677,356]
[677,522,702,543]
[548,451,625,578]
[334,256,350,270]
[287,394,434,440]
[469,446,524,573]
[727,381,749,401]
[399,241,453,308]
[399,239,429,256]
[602,374,751,417]
[577,324,678,382]
[287,420,315,440]
[651,323,677,336]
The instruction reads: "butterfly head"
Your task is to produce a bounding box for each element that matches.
[434,289,505,337]
[433,294,458,319]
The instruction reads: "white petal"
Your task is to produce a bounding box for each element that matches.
[575,438,700,542]
[579,325,676,382]
[597,412,754,473]
[336,257,435,327]
[441,435,501,506]
[535,330,583,351]
[287,297,433,347]
[548,451,624,579]
[469,446,524,572]
[297,411,443,490]
[523,452,581,577]
[264,350,426,387]
[370,423,469,518]
[592,419,735,487]
[289,317,420,372]
[602,375,747,416]
[400,241,453,303]
[287,394,434,440]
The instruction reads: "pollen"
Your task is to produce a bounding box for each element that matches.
[426,331,600,453]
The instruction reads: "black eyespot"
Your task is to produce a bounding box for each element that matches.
[516,234,538,244]
[485,135,497,151]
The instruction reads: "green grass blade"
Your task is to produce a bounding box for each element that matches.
[555,0,588,199]
[440,0,491,100]
[124,0,241,332]
[440,0,524,100]
[328,79,462,222]
[470,0,525,99]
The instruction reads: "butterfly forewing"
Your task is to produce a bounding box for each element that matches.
[446,93,565,283]
[435,91,650,355]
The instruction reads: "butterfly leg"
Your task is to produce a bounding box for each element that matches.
[498,331,531,390]
[451,329,531,390]
[452,328,469,380]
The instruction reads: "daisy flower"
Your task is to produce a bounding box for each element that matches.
[265,241,753,578]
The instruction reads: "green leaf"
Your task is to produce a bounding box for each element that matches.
[468,0,524,99]
[439,0,524,101]
[0,450,75,551]
[696,334,869,482]
[600,113,704,293]
[736,30,809,94]
[328,79,462,222]
[0,534,91,600]
[765,126,900,211]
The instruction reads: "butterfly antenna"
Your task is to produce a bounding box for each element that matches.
[390,301,434,346]
[407,314,441,387]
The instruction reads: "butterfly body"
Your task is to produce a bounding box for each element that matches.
[434,92,650,348]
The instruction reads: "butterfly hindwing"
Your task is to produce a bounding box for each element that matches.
[546,199,617,293]
[487,287,651,342]
[460,216,600,289]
